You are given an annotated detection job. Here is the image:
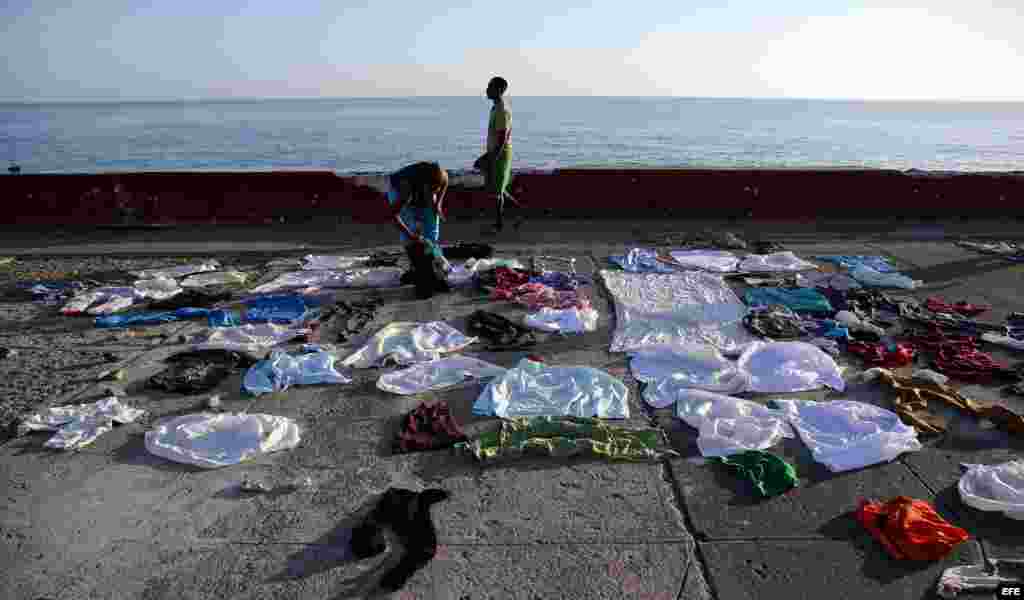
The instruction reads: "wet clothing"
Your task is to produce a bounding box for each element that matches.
[466,309,537,350]
[855,496,969,561]
[394,401,467,453]
[712,450,798,498]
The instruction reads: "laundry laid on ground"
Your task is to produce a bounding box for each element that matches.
[630,343,749,396]
[442,242,494,260]
[61,287,140,315]
[795,270,863,290]
[301,255,372,270]
[95,307,211,328]
[813,255,898,273]
[341,321,477,368]
[133,277,184,301]
[18,396,146,450]
[133,260,220,280]
[522,306,599,333]
[738,251,818,272]
[925,296,991,317]
[466,310,538,350]
[744,287,834,316]
[393,401,467,453]
[149,356,235,394]
[456,416,674,462]
[848,264,922,289]
[736,341,846,393]
[671,389,794,457]
[191,322,310,357]
[609,247,677,273]
[712,450,799,498]
[847,341,916,367]
[147,287,234,310]
[377,356,506,395]
[667,249,740,273]
[855,496,969,561]
[743,305,808,339]
[955,240,1022,256]
[957,461,1024,520]
[144,413,302,468]
[180,270,249,288]
[473,358,629,418]
[243,348,351,396]
[250,268,403,294]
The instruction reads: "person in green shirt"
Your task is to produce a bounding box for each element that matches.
[475,76,524,234]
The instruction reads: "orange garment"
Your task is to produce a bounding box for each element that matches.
[855,496,969,561]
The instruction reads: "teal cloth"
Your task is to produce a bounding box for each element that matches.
[745,287,833,316]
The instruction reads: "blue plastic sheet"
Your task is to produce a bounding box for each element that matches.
[744,288,834,316]
[813,255,897,273]
[208,295,310,328]
[608,248,675,274]
[94,307,210,328]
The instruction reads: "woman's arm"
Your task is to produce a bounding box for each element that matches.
[390,184,421,242]
[434,180,448,220]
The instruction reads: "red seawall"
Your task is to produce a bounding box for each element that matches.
[1,169,1021,225]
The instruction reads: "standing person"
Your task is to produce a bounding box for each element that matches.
[476,76,523,234]
[386,161,451,298]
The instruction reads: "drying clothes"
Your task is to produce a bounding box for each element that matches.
[367,251,404,268]
[180,270,249,288]
[628,343,748,393]
[133,277,183,301]
[813,255,898,273]
[744,287,834,316]
[465,310,537,350]
[149,357,235,394]
[394,401,467,453]
[925,297,992,317]
[855,497,969,561]
[250,268,403,294]
[740,274,799,287]
[332,298,381,343]
[847,341,917,367]
[738,251,818,273]
[751,241,786,255]
[473,358,629,418]
[528,270,590,291]
[349,487,449,592]
[447,257,525,287]
[21,280,87,305]
[18,396,145,450]
[442,242,493,260]
[907,329,1016,381]
[798,317,850,340]
[243,294,310,324]
[768,399,922,472]
[956,240,1022,256]
[377,356,506,395]
[166,349,257,369]
[808,337,841,356]
[670,389,794,457]
[601,270,755,354]
[191,322,310,357]
[958,461,1024,520]
[341,322,477,368]
[456,416,673,462]
[145,413,301,468]
[61,287,139,315]
[133,260,220,280]
[795,270,863,290]
[94,307,210,328]
[743,305,808,339]
[849,264,921,289]
[522,306,599,334]
[712,450,798,498]
[936,559,1024,600]
[609,247,677,274]
[834,310,886,336]
[668,249,740,273]
[737,341,846,393]
[489,266,532,294]
[242,349,351,396]
[301,255,371,270]
[147,287,234,310]
[981,332,1024,351]
[495,281,590,311]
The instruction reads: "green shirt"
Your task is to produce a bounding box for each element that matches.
[487,99,511,155]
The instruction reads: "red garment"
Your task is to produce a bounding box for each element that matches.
[855,497,969,561]
[394,401,467,453]
[905,328,1011,380]
[491,267,533,301]
[847,341,916,367]
[925,296,991,317]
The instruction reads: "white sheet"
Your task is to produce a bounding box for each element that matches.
[250,268,403,294]
[145,413,301,469]
[671,389,794,457]
[523,307,599,333]
[341,322,477,368]
[134,277,184,300]
[180,271,249,288]
[377,356,507,395]
[629,343,749,397]
[769,399,922,472]
[473,358,629,418]
[958,461,1024,520]
[133,260,220,280]
[19,397,146,450]
[736,341,846,393]
[61,287,140,315]
[192,322,309,357]
[668,250,740,273]
[243,350,352,396]
[302,255,372,270]
[600,270,755,354]
[738,251,818,273]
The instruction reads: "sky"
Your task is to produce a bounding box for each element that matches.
[2,0,1022,101]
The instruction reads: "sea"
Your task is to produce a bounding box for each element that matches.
[2,97,1023,174]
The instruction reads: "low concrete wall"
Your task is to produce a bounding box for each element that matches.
[1,169,1021,225]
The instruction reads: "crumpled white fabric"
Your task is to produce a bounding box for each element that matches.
[670,389,794,457]
[610,248,676,273]
[250,269,403,294]
[447,257,527,287]
[19,397,146,450]
[133,260,220,280]
[981,332,1024,351]
[668,250,740,273]
[629,344,749,397]
[600,270,755,353]
[769,399,922,472]
[738,252,818,273]
[341,322,477,368]
[858,367,950,386]
[180,271,249,288]
[302,255,371,270]
[958,461,1024,520]
[377,356,507,395]
[61,287,139,315]
[473,358,629,418]
[834,311,886,336]
[523,307,599,334]
[736,341,846,393]
[134,277,183,300]
[849,265,921,289]
[192,322,309,357]
[796,271,863,290]
[145,413,301,469]
[243,350,352,396]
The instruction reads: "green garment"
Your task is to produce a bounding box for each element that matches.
[455,416,678,463]
[712,450,798,498]
[487,100,513,196]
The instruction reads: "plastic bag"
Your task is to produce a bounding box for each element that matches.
[672,389,793,457]
[737,341,846,393]
[145,413,301,468]
[958,461,1024,520]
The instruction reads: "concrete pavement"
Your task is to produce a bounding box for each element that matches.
[1,220,1023,600]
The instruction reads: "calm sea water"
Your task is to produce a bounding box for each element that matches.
[2,97,1023,174]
